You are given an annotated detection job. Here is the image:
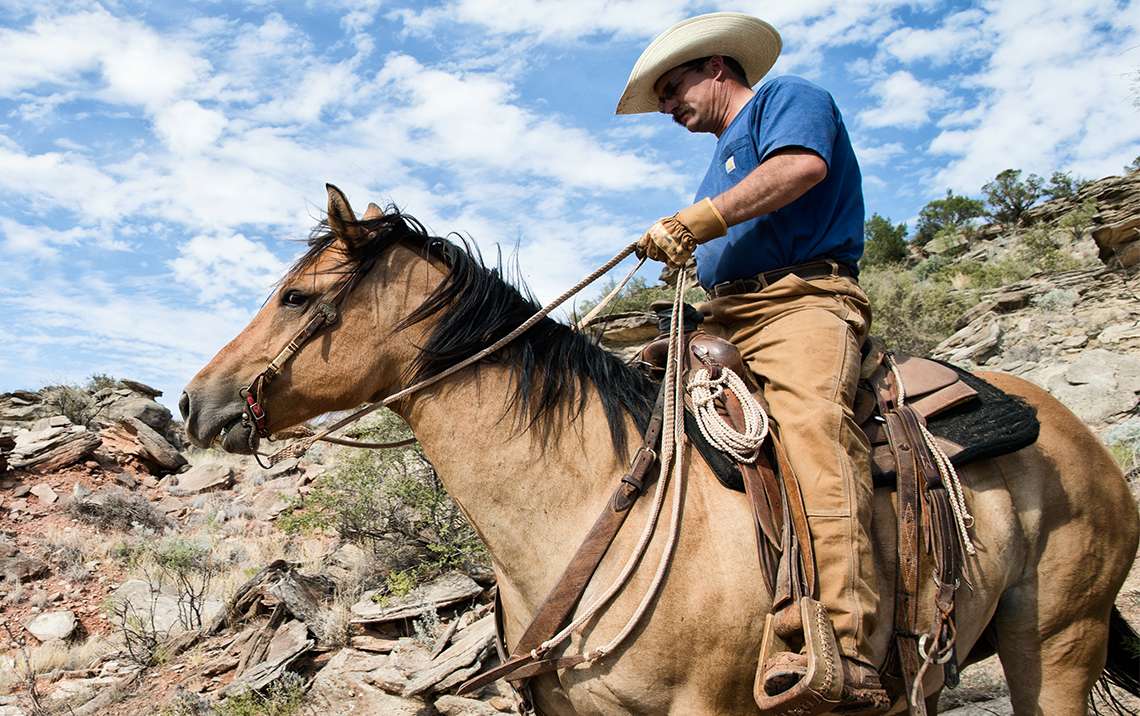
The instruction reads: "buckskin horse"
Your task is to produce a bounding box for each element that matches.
[182,186,1139,715]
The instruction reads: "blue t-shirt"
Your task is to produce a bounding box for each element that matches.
[693,76,864,288]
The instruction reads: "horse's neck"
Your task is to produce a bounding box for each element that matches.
[399,367,631,605]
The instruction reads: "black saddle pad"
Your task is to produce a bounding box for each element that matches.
[690,364,1040,493]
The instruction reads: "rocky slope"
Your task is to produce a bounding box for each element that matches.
[0,382,516,716]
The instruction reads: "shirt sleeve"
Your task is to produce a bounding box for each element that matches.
[754,78,840,169]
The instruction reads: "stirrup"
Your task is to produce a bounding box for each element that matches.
[754,597,844,715]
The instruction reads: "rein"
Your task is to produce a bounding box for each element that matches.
[239,244,644,466]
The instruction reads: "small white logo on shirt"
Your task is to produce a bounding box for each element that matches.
[725,156,736,173]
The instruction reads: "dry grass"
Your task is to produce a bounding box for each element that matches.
[0,635,117,691]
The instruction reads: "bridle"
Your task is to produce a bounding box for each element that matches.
[237,239,643,469]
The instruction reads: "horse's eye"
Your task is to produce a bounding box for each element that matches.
[281,289,308,308]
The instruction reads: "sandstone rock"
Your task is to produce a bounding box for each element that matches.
[109,579,223,633]
[223,619,314,694]
[30,483,58,504]
[119,379,162,398]
[0,550,49,582]
[100,418,186,474]
[10,427,101,472]
[26,610,76,641]
[1028,349,1140,425]
[309,649,431,716]
[352,573,482,623]
[350,634,400,653]
[434,695,501,716]
[167,464,233,495]
[403,615,495,696]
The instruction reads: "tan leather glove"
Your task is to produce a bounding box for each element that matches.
[636,198,728,267]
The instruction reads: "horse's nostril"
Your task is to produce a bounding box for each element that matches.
[179,391,191,420]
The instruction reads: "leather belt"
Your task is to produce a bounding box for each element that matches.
[708,260,856,299]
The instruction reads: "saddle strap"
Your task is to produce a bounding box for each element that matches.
[457,385,667,696]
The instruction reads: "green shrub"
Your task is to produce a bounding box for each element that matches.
[215,673,306,716]
[861,214,908,267]
[1057,200,1097,242]
[86,373,119,392]
[575,276,706,320]
[278,410,488,590]
[860,267,973,355]
[42,384,97,425]
[1018,227,1083,273]
[914,190,985,246]
[983,168,1043,225]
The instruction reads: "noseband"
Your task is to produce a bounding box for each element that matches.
[240,296,343,443]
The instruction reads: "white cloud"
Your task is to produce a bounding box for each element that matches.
[372,53,681,193]
[396,0,691,40]
[153,100,228,155]
[855,140,904,166]
[0,8,207,109]
[169,233,288,302]
[882,9,986,66]
[928,0,1140,191]
[859,70,946,128]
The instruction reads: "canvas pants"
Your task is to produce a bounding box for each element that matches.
[701,271,882,666]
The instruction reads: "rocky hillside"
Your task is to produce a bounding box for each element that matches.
[0,382,516,716]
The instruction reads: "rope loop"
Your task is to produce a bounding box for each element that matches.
[687,367,769,464]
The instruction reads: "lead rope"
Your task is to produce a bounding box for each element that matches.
[533,268,691,665]
[888,358,976,556]
[263,243,641,465]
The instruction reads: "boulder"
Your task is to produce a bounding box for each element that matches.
[95,393,172,436]
[26,610,77,641]
[109,579,223,633]
[352,573,483,623]
[29,483,58,504]
[167,464,233,495]
[100,418,186,474]
[0,548,50,582]
[10,427,101,473]
[434,696,502,716]
[1027,349,1140,425]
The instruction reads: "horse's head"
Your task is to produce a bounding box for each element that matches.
[180,184,438,453]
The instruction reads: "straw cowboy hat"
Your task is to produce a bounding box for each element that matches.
[616,12,782,115]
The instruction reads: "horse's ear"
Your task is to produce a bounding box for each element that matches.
[326,183,366,246]
[362,202,384,221]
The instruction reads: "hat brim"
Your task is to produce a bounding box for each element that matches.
[616,13,781,115]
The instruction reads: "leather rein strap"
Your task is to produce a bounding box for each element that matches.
[457,385,667,695]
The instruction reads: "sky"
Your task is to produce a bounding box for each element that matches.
[1,0,1138,411]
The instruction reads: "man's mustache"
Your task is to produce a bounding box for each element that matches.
[672,106,691,126]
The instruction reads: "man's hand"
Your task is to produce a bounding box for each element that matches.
[636,198,727,267]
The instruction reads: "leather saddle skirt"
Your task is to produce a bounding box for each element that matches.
[638,327,1040,492]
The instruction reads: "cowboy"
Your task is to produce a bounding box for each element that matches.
[617,12,889,714]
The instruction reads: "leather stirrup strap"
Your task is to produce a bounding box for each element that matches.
[883,407,928,716]
[457,386,667,695]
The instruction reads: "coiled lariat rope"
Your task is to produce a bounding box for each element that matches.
[888,358,976,555]
[688,368,769,464]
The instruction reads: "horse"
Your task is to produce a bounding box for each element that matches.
[181,185,1139,715]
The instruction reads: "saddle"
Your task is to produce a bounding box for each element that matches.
[634,310,1039,715]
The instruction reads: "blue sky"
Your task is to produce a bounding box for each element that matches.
[1,0,1138,410]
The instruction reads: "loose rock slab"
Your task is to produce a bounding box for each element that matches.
[352,573,482,624]
[26,610,77,641]
[167,463,234,495]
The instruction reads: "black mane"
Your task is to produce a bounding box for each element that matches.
[288,209,657,455]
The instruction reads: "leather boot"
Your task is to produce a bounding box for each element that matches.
[760,652,890,715]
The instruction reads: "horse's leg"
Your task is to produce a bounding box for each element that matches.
[994,584,1110,715]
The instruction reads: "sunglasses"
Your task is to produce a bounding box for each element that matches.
[656,64,704,106]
